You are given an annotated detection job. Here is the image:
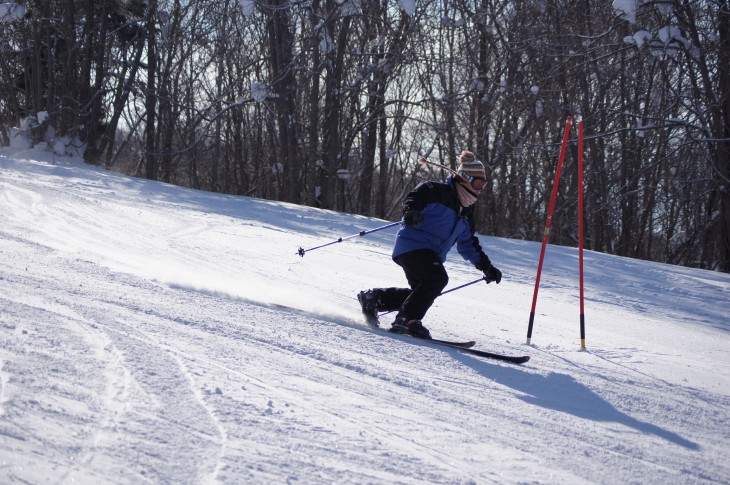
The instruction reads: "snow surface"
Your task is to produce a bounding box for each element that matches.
[1,144,729,484]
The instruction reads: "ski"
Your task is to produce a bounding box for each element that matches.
[369,324,475,348]
[426,340,531,364]
[362,312,527,363]
[370,324,528,363]
[428,338,476,349]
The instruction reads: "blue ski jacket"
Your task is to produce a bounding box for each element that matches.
[392,176,489,266]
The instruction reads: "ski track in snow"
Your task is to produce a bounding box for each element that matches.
[1,149,729,483]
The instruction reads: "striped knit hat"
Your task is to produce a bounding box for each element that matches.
[457,150,486,181]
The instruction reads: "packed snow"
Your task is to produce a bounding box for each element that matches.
[1,141,729,484]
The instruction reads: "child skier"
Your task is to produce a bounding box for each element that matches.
[358,151,502,339]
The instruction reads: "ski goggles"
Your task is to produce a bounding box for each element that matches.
[459,172,487,192]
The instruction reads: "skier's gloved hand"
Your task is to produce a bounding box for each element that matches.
[484,265,502,284]
[403,210,424,227]
[476,257,502,284]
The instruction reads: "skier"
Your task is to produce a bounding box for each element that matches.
[358,150,502,339]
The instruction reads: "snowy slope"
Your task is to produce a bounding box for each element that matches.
[1,144,729,484]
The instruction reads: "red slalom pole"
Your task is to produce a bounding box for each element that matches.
[577,118,586,349]
[526,117,573,345]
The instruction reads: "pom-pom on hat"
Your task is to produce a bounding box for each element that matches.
[457,150,486,181]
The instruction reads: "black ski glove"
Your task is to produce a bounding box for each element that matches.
[403,210,424,227]
[476,257,502,284]
[484,265,502,284]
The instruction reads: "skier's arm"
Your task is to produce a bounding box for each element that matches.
[401,182,436,225]
[402,182,433,214]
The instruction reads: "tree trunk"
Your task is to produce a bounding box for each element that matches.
[265,0,299,203]
[715,0,730,271]
[144,0,158,181]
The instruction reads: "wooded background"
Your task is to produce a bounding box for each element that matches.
[1,0,728,271]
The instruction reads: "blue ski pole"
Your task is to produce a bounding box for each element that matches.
[439,276,488,295]
[377,276,487,317]
[297,221,400,257]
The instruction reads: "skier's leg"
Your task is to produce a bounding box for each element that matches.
[394,249,448,321]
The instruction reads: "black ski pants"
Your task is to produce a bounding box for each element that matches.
[378,249,449,322]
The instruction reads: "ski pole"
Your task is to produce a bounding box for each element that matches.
[439,276,487,295]
[418,156,459,176]
[377,277,487,316]
[296,221,400,257]
[417,156,470,185]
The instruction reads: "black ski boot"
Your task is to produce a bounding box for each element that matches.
[357,290,381,325]
[389,318,432,340]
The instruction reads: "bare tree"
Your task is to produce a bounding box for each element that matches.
[0,0,726,271]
